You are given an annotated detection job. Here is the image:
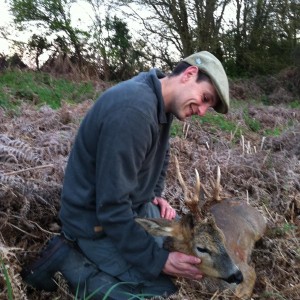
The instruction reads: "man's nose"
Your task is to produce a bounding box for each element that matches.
[197,106,208,116]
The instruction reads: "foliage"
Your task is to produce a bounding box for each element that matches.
[0,69,95,109]
[170,120,184,138]
[10,0,89,69]
[28,34,52,70]
[170,113,239,139]
[116,0,230,60]
[196,112,237,132]
[223,0,300,76]
[3,0,300,79]
[0,259,13,300]
[85,0,149,81]
[98,15,147,80]
[0,69,299,299]
[270,222,297,238]
[243,108,262,132]
[76,281,154,300]
[112,0,300,76]
[264,127,283,136]
[290,100,300,108]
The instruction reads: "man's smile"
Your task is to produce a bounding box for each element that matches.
[190,104,195,116]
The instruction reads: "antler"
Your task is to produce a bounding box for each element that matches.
[173,155,224,221]
[209,166,222,201]
[174,155,188,201]
[174,156,202,221]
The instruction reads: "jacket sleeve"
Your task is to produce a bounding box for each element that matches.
[94,106,169,279]
[154,144,170,197]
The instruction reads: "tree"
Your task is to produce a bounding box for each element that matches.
[85,0,149,80]
[103,15,135,79]
[28,34,51,70]
[223,0,300,75]
[10,0,89,69]
[115,0,232,61]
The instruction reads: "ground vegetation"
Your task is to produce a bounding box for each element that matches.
[0,67,299,299]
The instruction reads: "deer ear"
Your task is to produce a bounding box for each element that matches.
[136,218,175,237]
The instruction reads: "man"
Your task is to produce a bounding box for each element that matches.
[22,51,229,299]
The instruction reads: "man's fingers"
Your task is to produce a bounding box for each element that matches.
[162,207,176,220]
[163,252,203,280]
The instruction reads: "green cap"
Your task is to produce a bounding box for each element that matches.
[182,51,229,114]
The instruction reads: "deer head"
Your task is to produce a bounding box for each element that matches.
[136,156,243,284]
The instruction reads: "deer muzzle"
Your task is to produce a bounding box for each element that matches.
[224,269,243,284]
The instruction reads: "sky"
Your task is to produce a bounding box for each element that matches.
[0,0,13,53]
[0,0,237,64]
[0,0,149,68]
[0,0,94,55]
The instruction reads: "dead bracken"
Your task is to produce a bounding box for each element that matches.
[0,101,299,300]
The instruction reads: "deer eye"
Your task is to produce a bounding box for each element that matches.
[197,247,211,254]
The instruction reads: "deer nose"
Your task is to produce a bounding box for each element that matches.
[226,270,243,284]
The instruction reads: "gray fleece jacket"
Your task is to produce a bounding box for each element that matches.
[59,69,173,279]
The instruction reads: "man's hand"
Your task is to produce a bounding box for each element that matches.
[152,197,176,220]
[162,252,203,280]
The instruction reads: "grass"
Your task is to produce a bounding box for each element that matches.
[170,112,238,138]
[0,258,13,300]
[0,69,95,109]
[170,103,296,144]
[289,100,300,109]
[170,112,245,140]
[75,281,155,300]
[260,291,287,300]
[170,119,184,137]
[0,69,299,300]
[195,112,237,132]
[264,127,282,136]
[243,108,262,132]
[269,222,297,238]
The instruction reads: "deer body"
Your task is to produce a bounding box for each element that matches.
[136,199,265,299]
[210,198,266,298]
[136,158,266,299]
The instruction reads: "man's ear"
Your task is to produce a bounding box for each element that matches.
[182,65,198,82]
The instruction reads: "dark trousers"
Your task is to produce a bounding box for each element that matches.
[64,203,177,299]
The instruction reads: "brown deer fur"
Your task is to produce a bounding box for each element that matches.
[136,157,266,299]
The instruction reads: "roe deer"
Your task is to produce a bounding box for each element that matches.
[136,156,266,299]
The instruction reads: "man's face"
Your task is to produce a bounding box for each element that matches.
[170,67,219,121]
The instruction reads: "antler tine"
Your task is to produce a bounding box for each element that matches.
[193,168,201,203]
[191,168,205,220]
[174,156,188,202]
[174,155,202,220]
[212,166,222,201]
